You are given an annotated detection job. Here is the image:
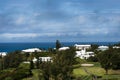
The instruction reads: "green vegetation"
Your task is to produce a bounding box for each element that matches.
[0,67,32,80]
[73,62,120,80]
[56,40,61,50]
[97,47,120,74]
[0,41,120,80]
[37,47,76,80]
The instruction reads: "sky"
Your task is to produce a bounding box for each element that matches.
[0,0,120,42]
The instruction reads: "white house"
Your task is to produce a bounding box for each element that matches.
[113,46,120,49]
[59,47,70,51]
[39,57,52,62]
[23,61,30,64]
[98,46,109,51]
[32,57,52,63]
[22,48,42,53]
[32,57,38,63]
[74,44,91,50]
[0,52,7,57]
[76,48,94,59]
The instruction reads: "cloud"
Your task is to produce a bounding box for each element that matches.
[0,32,80,39]
[0,0,120,42]
[15,16,25,25]
[1,33,38,38]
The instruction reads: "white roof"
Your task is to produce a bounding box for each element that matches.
[86,52,94,54]
[76,51,81,53]
[33,57,37,62]
[113,46,120,49]
[0,52,7,56]
[98,46,109,49]
[22,48,42,52]
[23,61,30,64]
[74,44,91,47]
[59,47,69,51]
[76,51,94,55]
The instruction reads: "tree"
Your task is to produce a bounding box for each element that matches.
[30,60,34,69]
[39,47,76,80]
[36,58,42,69]
[0,59,4,70]
[53,47,76,80]
[87,55,98,62]
[111,48,120,69]
[56,40,61,50]
[3,51,23,69]
[97,46,120,74]
[97,49,113,74]
[90,44,99,51]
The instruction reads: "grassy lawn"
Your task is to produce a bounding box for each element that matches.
[20,63,40,80]
[73,62,120,80]
[22,62,120,80]
[22,69,43,80]
[102,75,120,80]
[31,69,42,80]
[73,66,105,77]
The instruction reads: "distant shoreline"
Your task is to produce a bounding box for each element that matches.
[0,41,119,43]
[0,42,119,53]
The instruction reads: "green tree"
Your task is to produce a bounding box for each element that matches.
[90,44,99,51]
[97,46,120,74]
[36,58,42,69]
[38,47,76,80]
[97,49,113,74]
[54,47,76,80]
[56,40,61,50]
[40,47,76,80]
[4,51,23,69]
[111,48,120,69]
[0,59,4,70]
[30,60,34,69]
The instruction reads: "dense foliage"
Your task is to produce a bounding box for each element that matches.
[2,51,24,69]
[0,65,32,80]
[97,47,120,74]
[0,41,120,79]
[39,47,76,80]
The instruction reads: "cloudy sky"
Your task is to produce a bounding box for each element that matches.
[0,0,120,42]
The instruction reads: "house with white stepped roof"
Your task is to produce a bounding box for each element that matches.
[98,46,109,51]
[58,47,70,51]
[22,48,42,53]
[74,44,91,50]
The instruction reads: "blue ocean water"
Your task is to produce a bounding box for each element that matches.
[0,42,119,53]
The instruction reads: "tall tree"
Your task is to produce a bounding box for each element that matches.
[56,40,61,50]
[30,60,34,69]
[39,47,76,80]
[90,44,99,51]
[111,48,120,69]
[53,47,76,79]
[97,49,113,74]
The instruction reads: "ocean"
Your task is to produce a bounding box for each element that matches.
[0,42,119,53]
